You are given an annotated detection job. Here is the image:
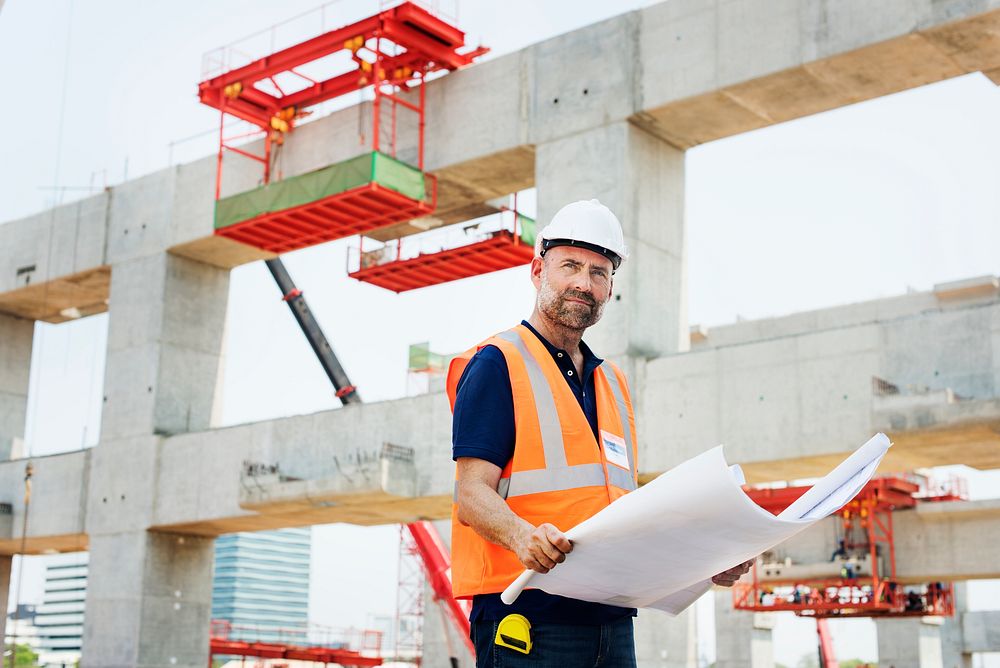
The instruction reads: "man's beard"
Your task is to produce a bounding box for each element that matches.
[538,280,606,331]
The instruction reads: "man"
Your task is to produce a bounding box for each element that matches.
[448,200,751,667]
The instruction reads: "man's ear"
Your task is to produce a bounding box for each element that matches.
[530,256,543,289]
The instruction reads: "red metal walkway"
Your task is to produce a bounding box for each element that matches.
[349,230,534,292]
[210,620,383,667]
[216,179,437,254]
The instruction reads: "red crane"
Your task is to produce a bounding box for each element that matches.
[406,521,474,660]
[816,618,838,668]
[197,2,487,255]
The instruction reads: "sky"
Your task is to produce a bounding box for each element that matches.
[3,0,1000,665]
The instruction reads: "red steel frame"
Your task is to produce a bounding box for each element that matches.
[217,177,438,254]
[208,619,383,666]
[199,2,487,247]
[349,231,534,292]
[733,476,957,618]
[347,202,533,292]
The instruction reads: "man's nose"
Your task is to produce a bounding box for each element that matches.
[570,272,593,293]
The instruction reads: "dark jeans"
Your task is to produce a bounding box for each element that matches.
[471,617,636,667]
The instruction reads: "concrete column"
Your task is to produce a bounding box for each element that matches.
[941,582,973,668]
[634,607,697,668]
[100,253,229,440]
[876,616,945,668]
[81,530,215,667]
[535,121,687,361]
[0,555,11,649]
[0,313,33,460]
[713,589,774,668]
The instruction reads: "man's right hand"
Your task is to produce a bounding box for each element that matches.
[514,523,573,574]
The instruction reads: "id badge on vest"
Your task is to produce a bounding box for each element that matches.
[600,430,629,470]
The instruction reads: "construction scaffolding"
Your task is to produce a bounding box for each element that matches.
[733,475,965,618]
[198,1,486,254]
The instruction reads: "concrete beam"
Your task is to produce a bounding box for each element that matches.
[6,3,1000,314]
[0,313,32,460]
[636,3,1000,148]
[0,451,88,556]
[0,193,109,323]
[642,285,1000,481]
[149,391,453,534]
[1,280,997,560]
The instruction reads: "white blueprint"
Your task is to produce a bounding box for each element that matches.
[500,433,892,615]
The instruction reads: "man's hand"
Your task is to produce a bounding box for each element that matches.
[513,523,573,574]
[711,559,753,587]
[455,459,574,574]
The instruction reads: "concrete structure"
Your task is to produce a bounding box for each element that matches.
[713,590,774,668]
[2,1,1000,666]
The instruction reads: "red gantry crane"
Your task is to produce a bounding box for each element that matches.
[198,1,487,254]
[733,475,963,618]
[732,473,966,668]
[199,2,537,294]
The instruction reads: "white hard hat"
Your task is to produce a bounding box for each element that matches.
[536,199,628,270]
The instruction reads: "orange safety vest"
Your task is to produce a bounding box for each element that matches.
[446,324,638,599]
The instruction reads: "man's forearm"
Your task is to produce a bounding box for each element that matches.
[457,479,532,552]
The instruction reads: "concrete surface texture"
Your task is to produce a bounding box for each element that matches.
[1,1,1000,666]
[713,589,775,668]
[876,616,947,668]
[0,313,32,461]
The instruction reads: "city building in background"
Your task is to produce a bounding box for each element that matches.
[34,554,88,666]
[211,528,311,642]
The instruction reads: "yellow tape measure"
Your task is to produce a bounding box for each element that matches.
[495,613,532,655]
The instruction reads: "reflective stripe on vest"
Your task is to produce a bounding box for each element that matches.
[601,361,636,486]
[495,330,567,469]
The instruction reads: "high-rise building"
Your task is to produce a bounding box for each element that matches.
[8,530,310,665]
[211,528,311,642]
[34,553,88,667]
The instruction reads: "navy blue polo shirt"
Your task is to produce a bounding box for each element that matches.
[452,320,637,625]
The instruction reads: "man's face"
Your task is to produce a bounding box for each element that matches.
[531,245,614,331]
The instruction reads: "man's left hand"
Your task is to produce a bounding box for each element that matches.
[711,560,753,587]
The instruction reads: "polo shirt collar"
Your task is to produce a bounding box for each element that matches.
[520,319,604,372]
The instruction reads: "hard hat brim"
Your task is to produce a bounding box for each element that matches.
[541,238,622,270]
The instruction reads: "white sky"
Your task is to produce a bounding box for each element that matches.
[3,0,1000,665]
